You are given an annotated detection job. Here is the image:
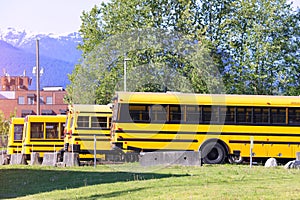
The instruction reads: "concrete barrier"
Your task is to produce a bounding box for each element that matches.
[139,151,201,167]
[30,152,41,165]
[42,153,58,166]
[0,153,7,165]
[10,154,26,165]
[264,158,277,168]
[296,152,300,161]
[284,160,300,169]
[63,152,79,167]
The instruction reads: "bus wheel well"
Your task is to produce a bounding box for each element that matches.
[200,139,229,155]
[200,139,229,164]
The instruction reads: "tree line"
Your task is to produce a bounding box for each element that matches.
[0,111,14,144]
[65,0,300,104]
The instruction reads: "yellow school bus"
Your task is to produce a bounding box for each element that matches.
[7,117,24,155]
[65,104,112,160]
[21,115,66,161]
[111,92,300,164]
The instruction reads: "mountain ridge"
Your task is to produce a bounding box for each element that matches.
[0,28,82,90]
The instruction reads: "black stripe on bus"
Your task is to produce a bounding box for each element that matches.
[117,138,198,143]
[29,150,62,153]
[79,150,113,154]
[74,138,110,142]
[116,129,300,137]
[113,142,194,152]
[133,148,194,152]
[29,139,64,142]
[72,133,110,137]
[23,144,64,148]
[75,127,110,131]
[229,140,300,145]
[8,145,22,148]
[114,120,300,126]
[215,132,300,137]
[9,141,22,143]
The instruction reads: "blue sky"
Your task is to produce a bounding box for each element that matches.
[0,0,299,34]
[289,0,300,9]
[0,0,108,34]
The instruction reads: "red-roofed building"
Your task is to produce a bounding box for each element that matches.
[0,75,68,118]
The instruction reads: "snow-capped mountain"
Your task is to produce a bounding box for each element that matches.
[0,27,82,63]
[0,28,28,47]
[0,28,82,89]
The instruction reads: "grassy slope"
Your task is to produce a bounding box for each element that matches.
[1,164,300,200]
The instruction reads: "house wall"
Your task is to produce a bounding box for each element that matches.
[0,90,68,118]
[0,75,68,119]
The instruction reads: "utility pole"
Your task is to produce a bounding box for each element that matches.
[123,56,131,92]
[36,39,40,115]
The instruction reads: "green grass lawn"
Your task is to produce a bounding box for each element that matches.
[1,163,300,200]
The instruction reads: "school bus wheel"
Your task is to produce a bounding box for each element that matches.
[228,154,243,164]
[201,142,226,164]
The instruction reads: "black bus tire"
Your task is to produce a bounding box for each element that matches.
[201,142,226,164]
[228,155,243,164]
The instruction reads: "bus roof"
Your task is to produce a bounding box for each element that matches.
[68,104,112,113]
[115,92,300,107]
[11,117,24,124]
[25,115,66,122]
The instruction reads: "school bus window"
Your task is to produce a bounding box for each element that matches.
[254,108,269,124]
[288,108,300,124]
[237,107,252,123]
[91,117,107,128]
[150,104,167,122]
[219,107,226,123]
[186,105,201,123]
[263,108,270,123]
[169,105,181,122]
[77,116,89,128]
[108,117,112,128]
[226,107,235,123]
[46,123,59,139]
[60,123,64,139]
[14,125,23,140]
[119,104,130,121]
[271,108,286,124]
[129,105,149,122]
[202,106,219,123]
[211,106,219,122]
[31,123,44,138]
[203,106,211,122]
[70,116,74,127]
[219,106,235,123]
